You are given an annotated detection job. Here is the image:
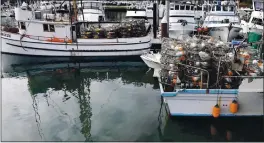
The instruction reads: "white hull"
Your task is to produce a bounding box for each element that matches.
[1,32,151,57]
[140,53,161,69]
[159,78,263,117]
[241,21,263,35]
[169,23,196,39]
[208,26,241,42]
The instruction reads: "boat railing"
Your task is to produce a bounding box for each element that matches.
[22,34,72,43]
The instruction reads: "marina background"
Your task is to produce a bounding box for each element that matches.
[1,0,264,142]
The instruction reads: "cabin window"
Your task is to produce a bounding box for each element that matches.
[175,5,179,10]
[50,25,55,32]
[20,22,26,30]
[147,7,152,10]
[190,6,193,10]
[71,26,76,31]
[43,24,55,32]
[223,6,228,11]
[43,24,49,31]
[212,6,215,11]
[186,5,190,10]
[229,6,234,11]
[197,6,202,10]
[180,5,185,10]
[216,5,221,11]
[252,18,263,26]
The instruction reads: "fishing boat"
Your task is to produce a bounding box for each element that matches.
[140,51,161,70]
[202,1,242,42]
[125,4,151,30]
[240,0,263,35]
[1,2,151,58]
[77,1,105,22]
[1,5,15,17]
[157,37,264,117]
[162,2,197,39]
[145,2,165,19]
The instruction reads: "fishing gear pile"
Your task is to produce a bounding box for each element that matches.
[81,19,147,39]
[160,36,263,90]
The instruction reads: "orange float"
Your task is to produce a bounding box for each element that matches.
[212,104,220,118]
[172,75,177,84]
[229,100,238,113]
[227,70,233,76]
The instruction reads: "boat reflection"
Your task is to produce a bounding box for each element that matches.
[2,54,160,141]
[157,102,264,142]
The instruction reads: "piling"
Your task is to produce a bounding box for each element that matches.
[153,2,157,38]
[161,17,168,38]
[165,0,170,37]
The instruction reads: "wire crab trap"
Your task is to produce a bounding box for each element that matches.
[159,36,264,93]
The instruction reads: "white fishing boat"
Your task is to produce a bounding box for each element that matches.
[157,37,264,117]
[140,52,161,69]
[1,2,151,57]
[1,5,15,17]
[240,0,263,35]
[202,1,242,42]
[162,2,197,39]
[145,2,165,19]
[77,1,105,22]
[125,6,151,30]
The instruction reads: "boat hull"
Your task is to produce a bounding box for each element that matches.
[140,53,161,69]
[159,78,263,117]
[1,32,151,57]
[208,26,241,42]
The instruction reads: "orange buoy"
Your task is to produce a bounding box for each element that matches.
[244,59,249,64]
[227,70,233,76]
[172,75,177,84]
[212,104,220,118]
[179,56,185,61]
[229,100,238,114]
[225,84,231,89]
[258,60,263,67]
[203,27,209,32]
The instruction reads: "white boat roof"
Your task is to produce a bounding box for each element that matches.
[126,11,146,17]
[251,11,263,19]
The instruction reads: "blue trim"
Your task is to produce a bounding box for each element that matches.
[170,113,264,117]
[161,89,238,97]
[161,92,176,97]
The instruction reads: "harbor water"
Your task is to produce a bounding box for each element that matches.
[1,54,264,142]
[1,9,263,142]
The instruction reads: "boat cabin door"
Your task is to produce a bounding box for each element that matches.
[71,25,77,42]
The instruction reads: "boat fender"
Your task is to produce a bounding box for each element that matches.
[203,27,208,32]
[212,104,220,118]
[171,75,177,84]
[229,100,238,114]
[227,70,233,76]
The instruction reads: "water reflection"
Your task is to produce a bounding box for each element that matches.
[2,54,263,141]
[157,102,264,142]
[2,55,160,141]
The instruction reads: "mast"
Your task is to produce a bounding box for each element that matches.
[69,0,74,41]
[80,0,84,21]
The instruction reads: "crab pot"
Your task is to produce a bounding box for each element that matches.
[85,31,93,38]
[107,31,116,39]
